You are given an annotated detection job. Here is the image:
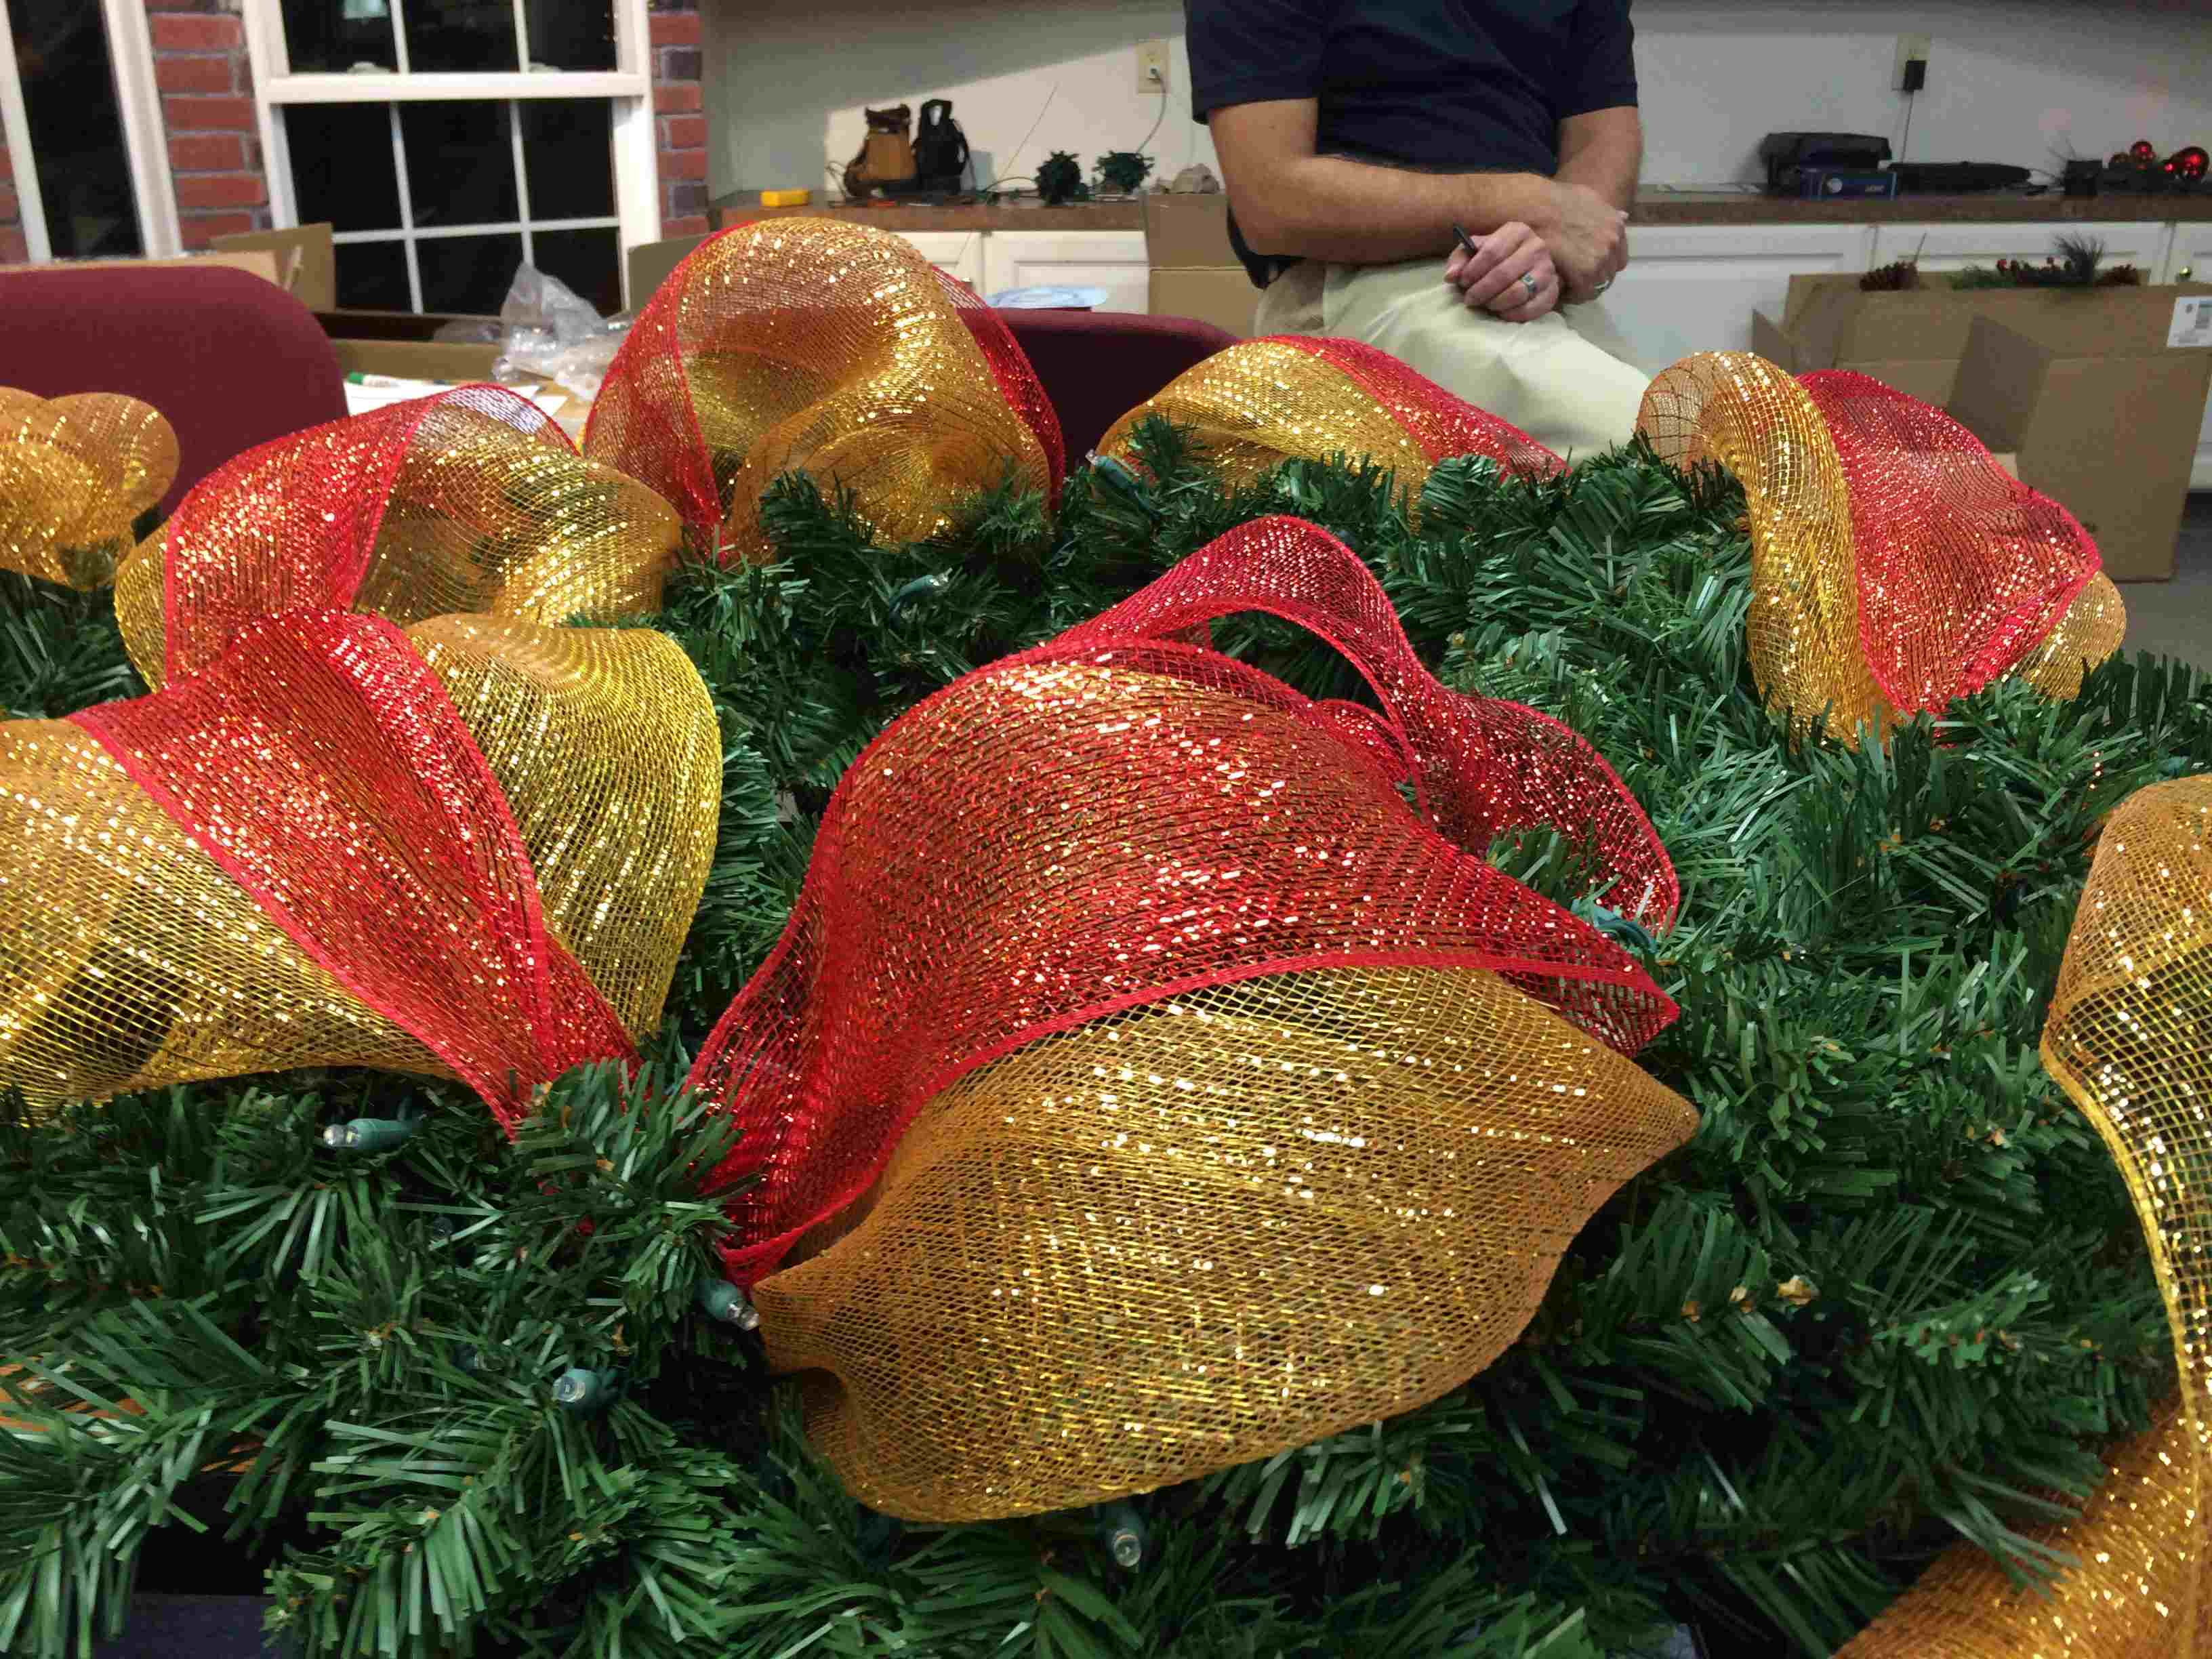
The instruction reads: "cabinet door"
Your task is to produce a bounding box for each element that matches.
[2165,225,2212,491]
[1596,224,1878,375]
[897,231,985,291]
[1870,220,2171,274]
[981,230,1151,312]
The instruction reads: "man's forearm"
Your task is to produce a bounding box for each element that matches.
[1227,154,1557,264]
[1555,106,1641,213]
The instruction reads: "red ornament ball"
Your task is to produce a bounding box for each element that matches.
[2175,146,2211,182]
[2133,140,2158,163]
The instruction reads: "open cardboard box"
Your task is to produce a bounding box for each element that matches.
[1755,274,2212,408]
[1143,194,1256,338]
[311,308,504,382]
[1948,303,2212,583]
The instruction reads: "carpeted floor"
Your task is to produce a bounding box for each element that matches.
[2117,494,2212,671]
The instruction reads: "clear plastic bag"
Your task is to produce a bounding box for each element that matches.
[493,264,632,405]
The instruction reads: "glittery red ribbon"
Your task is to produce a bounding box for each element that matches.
[1802,369,2102,714]
[689,516,1677,1285]
[154,386,572,685]
[72,611,634,1123]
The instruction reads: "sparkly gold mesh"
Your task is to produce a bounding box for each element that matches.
[1637,354,2124,742]
[585,218,1058,560]
[1095,335,1564,495]
[1,609,718,1121]
[0,388,177,587]
[1843,776,2212,1656]
[1636,354,1889,741]
[758,963,1698,1521]
[1837,1401,2203,1658]
[2021,575,2129,701]
[0,713,443,1120]
[115,386,679,689]
[407,615,720,1041]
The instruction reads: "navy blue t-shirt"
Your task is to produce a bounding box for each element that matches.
[1185,0,1638,283]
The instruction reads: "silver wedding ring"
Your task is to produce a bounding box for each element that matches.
[1521,272,1540,298]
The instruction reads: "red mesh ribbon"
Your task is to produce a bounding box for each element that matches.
[690,515,1678,1286]
[1803,371,2104,714]
[118,384,676,689]
[585,218,1064,558]
[70,612,634,1124]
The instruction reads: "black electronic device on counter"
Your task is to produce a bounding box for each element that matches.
[1759,132,1892,194]
[1796,167,1899,200]
[1887,161,2034,194]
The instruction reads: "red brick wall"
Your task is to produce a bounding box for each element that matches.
[148,1,271,249]
[0,144,23,266]
[651,3,708,238]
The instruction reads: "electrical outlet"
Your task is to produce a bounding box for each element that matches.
[1895,34,1931,92]
[1136,41,1170,94]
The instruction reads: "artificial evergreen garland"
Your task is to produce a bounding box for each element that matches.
[3,424,2207,1659]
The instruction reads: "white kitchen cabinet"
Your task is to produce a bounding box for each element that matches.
[2163,224,2212,489]
[895,230,985,291]
[980,230,1151,312]
[1869,219,2171,274]
[1596,224,1877,375]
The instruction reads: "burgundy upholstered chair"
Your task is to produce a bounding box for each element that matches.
[980,310,1240,463]
[0,262,348,514]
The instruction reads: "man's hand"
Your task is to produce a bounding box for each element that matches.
[1445,224,1559,323]
[1537,181,1629,300]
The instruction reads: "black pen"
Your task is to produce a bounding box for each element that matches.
[1452,221,1481,258]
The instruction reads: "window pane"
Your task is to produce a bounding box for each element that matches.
[288,105,403,232]
[14,0,142,258]
[519,102,614,222]
[335,240,413,310]
[401,102,518,228]
[532,227,620,316]
[523,0,615,71]
[279,0,398,73]
[403,0,519,73]
[418,232,524,315]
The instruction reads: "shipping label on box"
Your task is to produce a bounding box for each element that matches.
[2169,295,2212,349]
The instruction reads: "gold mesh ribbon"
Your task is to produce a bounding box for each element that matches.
[701,517,1693,1520]
[585,218,1061,561]
[0,388,178,588]
[760,962,1698,1521]
[1096,333,1565,495]
[112,386,680,689]
[1635,354,2123,743]
[1841,777,2212,1656]
[407,615,720,1041]
[0,612,716,1121]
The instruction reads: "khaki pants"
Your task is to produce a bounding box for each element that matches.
[1252,257,1648,463]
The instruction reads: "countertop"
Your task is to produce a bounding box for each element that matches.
[710,188,2212,232]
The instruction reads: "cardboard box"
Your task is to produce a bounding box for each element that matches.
[314,309,502,382]
[211,223,337,311]
[1143,193,1256,337]
[2,248,284,287]
[1948,309,2212,582]
[1753,307,1957,405]
[1759,277,2212,410]
[627,233,705,309]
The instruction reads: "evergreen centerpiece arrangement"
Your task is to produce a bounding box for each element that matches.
[5,420,2201,1658]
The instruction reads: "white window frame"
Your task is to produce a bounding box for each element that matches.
[241,0,659,308]
[0,0,182,260]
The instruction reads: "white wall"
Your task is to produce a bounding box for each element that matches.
[705,0,2212,201]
